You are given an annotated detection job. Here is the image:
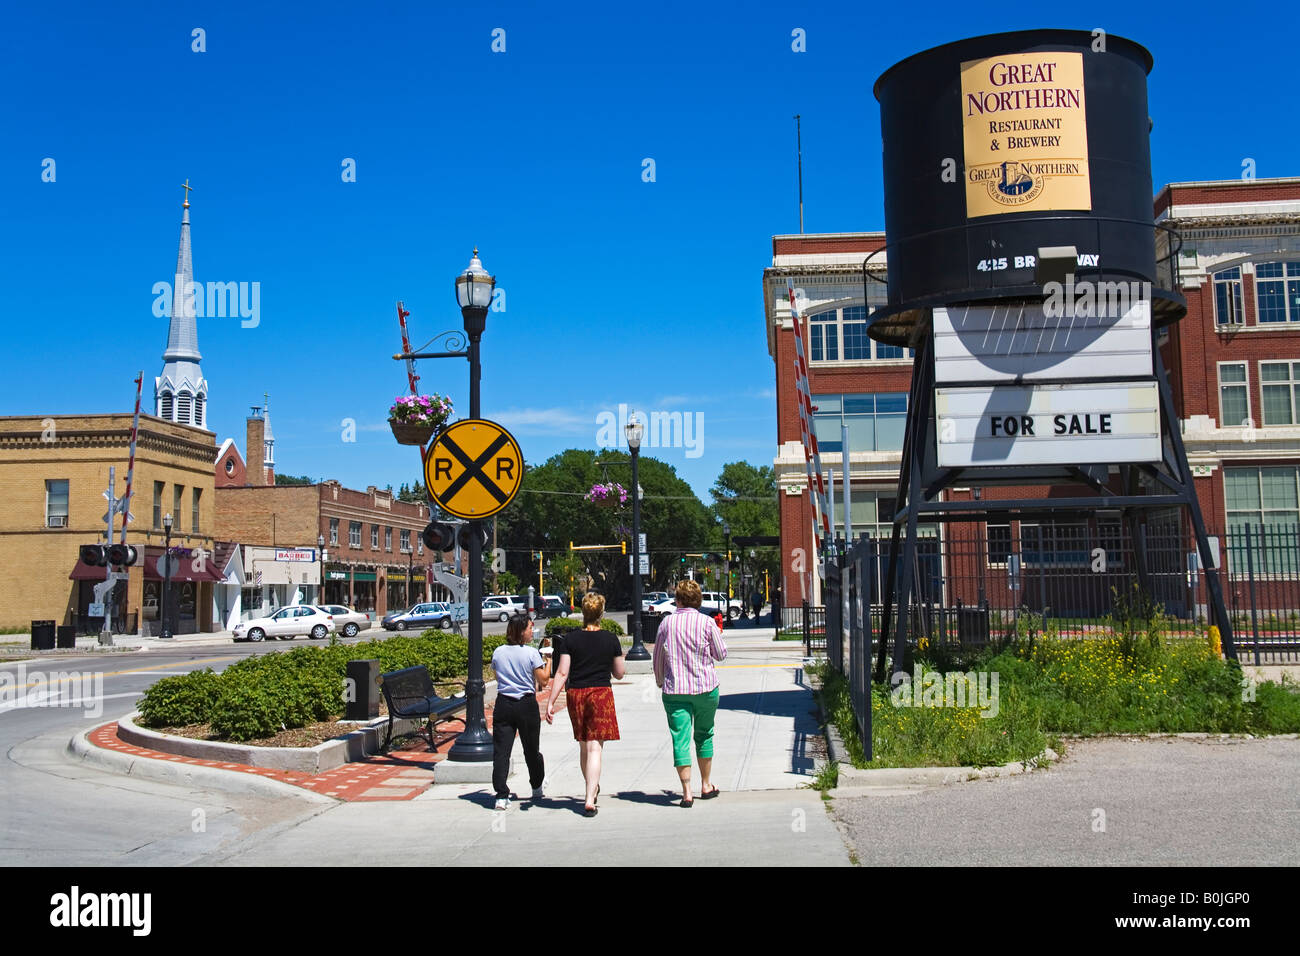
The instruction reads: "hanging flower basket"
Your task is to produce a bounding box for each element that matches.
[388,393,453,446]
[585,482,628,508]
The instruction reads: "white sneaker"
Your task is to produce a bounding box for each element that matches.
[494,796,510,810]
[531,786,544,800]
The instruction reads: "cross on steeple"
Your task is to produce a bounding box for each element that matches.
[181,179,193,208]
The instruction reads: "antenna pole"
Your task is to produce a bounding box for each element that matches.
[795,114,804,233]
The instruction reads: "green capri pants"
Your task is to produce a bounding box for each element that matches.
[661,687,720,766]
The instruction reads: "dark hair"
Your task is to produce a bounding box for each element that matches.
[505,615,532,645]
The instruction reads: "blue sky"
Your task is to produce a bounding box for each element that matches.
[2,1,1294,500]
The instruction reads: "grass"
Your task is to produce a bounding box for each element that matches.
[813,611,1300,770]
[809,760,839,791]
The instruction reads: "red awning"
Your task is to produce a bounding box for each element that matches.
[144,546,225,583]
[69,547,225,583]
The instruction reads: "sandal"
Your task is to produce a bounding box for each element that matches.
[700,785,721,799]
[583,805,598,817]
[679,797,694,808]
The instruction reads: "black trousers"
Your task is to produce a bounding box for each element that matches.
[492,693,545,798]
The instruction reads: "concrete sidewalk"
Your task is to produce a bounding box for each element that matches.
[135,630,849,866]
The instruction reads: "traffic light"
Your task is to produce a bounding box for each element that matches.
[80,544,138,567]
[422,522,455,552]
[621,541,627,555]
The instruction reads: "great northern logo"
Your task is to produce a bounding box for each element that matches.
[966,159,1086,209]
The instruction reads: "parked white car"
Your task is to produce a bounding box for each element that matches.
[318,604,370,638]
[233,605,336,642]
[649,591,743,620]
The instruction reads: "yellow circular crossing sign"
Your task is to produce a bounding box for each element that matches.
[423,419,524,519]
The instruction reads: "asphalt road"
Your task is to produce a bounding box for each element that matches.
[829,735,1300,866]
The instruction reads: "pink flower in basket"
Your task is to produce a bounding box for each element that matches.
[585,482,629,505]
[388,393,453,428]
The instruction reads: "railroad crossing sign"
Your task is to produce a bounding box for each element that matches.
[423,419,523,520]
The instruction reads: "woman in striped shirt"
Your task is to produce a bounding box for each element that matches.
[652,579,728,807]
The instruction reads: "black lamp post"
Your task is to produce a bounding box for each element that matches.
[160,513,174,639]
[318,534,327,604]
[391,250,496,761]
[722,521,731,620]
[625,415,650,661]
[448,249,496,761]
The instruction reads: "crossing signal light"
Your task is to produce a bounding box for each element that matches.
[80,544,139,567]
[457,522,489,552]
[107,544,139,566]
[422,522,456,552]
[621,541,627,555]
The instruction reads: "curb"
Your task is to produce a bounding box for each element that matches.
[68,723,335,803]
[831,748,1059,792]
[115,711,435,774]
[1057,732,1300,741]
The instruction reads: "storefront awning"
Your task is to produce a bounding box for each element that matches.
[144,546,225,583]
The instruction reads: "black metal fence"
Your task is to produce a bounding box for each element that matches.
[807,519,1300,747]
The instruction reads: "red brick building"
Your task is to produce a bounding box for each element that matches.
[766,178,1300,615]
[214,406,450,621]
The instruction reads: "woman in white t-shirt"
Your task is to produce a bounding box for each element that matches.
[490,615,549,810]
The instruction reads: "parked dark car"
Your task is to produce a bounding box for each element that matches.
[536,596,571,619]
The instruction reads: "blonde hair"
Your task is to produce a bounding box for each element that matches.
[581,591,605,625]
[675,579,703,609]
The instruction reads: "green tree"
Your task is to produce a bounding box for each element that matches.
[489,449,714,605]
[710,461,780,601]
[395,480,427,503]
[274,474,314,486]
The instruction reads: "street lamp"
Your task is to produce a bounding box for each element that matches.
[318,534,327,604]
[625,414,650,661]
[448,249,496,761]
[722,521,731,621]
[160,513,174,639]
[404,546,414,609]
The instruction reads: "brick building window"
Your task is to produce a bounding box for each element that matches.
[987,523,1011,565]
[349,521,361,547]
[173,485,184,524]
[153,481,164,528]
[329,518,338,546]
[1255,262,1300,324]
[400,529,410,552]
[813,392,909,452]
[371,525,379,549]
[1226,467,1300,572]
[1214,267,1243,326]
[1260,361,1300,425]
[385,527,392,551]
[808,306,912,363]
[192,488,201,532]
[46,479,69,528]
[1218,362,1249,427]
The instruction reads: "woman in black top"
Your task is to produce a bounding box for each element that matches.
[544,592,625,816]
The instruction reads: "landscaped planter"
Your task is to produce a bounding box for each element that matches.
[389,419,438,446]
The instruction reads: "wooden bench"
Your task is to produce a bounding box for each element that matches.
[379,666,467,751]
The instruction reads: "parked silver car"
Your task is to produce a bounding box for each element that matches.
[318,604,369,638]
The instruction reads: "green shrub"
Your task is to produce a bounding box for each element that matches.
[138,632,505,743]
[137,669,221,727]
[544,616,623,637]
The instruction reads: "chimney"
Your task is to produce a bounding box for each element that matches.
[246,407,266,486]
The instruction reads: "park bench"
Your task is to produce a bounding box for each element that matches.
[379,666,467,751]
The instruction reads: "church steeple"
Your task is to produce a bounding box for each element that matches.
[155,180,209,429]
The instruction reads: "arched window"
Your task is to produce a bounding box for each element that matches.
[160,393,174,420]
[177,392,193,424]
[194,394,205,427]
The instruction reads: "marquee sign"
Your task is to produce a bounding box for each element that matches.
[961,51,1091,217]
[274,549,317,562]
[933,299,1152,384]
[935,381,1161,468]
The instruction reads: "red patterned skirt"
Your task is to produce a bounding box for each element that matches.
[565,686,620,741]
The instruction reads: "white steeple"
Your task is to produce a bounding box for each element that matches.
[155,180,209,428]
